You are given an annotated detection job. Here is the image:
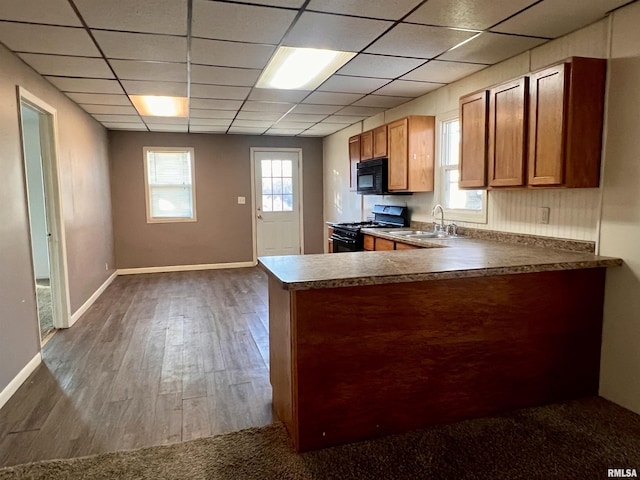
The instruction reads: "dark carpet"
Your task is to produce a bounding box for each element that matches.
[1,397,638,480]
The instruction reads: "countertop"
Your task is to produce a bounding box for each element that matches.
[259,229,622,291]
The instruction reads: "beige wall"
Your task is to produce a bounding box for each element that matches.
[599,2,640,414]
[323,21,607,242]
[110,131,323,269]
[0,43,114,394]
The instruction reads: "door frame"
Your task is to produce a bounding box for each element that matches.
[250,147,304,263]
[18,86,72,331]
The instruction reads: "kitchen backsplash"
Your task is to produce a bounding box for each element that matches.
[363,187,601,242]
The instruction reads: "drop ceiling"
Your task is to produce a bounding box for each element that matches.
[0,0,630,136]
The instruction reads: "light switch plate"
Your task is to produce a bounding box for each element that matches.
[238,196,246,205]
[539,207,550,224]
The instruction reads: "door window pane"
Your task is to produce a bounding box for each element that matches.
[261,159,293,212]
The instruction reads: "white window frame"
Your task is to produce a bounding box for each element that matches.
[435,110,488,224]
[143,146,197,224]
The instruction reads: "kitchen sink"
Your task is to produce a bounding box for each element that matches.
[388,230,465,240]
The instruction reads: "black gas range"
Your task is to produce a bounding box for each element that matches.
[331,205,408,253]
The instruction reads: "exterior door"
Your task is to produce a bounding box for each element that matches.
[253,149,302,257]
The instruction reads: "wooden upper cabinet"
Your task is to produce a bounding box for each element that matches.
[459,90,489,189]
[388,116,435,192]
[360,130,373,161]
[528,57,606,188]
[348,134,361,191]
[388,118,408,190]
[373,125,388,158]
[488,77,529,188]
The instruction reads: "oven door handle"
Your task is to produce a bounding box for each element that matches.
[331,234,357,244]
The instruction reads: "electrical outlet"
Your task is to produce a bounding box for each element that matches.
[238,196,246,205]
[539,207,550,224]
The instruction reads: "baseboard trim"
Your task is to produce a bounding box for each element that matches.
[0,352,42,411]
[69,271,118,327]
[117,261,257,275]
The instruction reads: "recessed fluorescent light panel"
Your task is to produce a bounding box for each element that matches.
[256,46,356,90]
[130,95,189,117]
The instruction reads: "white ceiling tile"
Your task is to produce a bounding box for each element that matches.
[337,54,426,79]
[302,92,364,105]
[190,98,244,110]
[191,38,275,68]
[80,104,138,115]
[275,121,317,128]
[122,80,187,96]
[406,0,536,30]
[336,106,386,116]
[190,126,229,133]
[189,118,232,127]
[366,23,477,58]
[18,53,113,78]
[0,22,99,56]
[111,60,187,82]
[0,0,82,26]
[304,124,344,134]
[93,31,186,62]
[74,0,187,35]
[101,122,147,131]
[233,120,275,128]
[93,114,142,123]
[491,0,629,38]
[236,111,284,121]
[324,115,367,124]
[318,75,390,94]
[373,79,442,97]
[192,1,296,44]
[283,12,393,51]
[191,65,260,87]
[248,89,310,103]
[401,60,487,83]
[353,95,411,108]
[66,93,131,105]
[266,128,305,136]
[47,77,124,94]
[228,127,267,135]
[307,0,422,20]
[242,101,295,113]
[280,113,328,122]
[191,84,250,100]
[141,117,188,125]
[438,32,546,64]
[190,109,237,119]
[239,0,305,7]
[291,104,344,115]
[148,124,189,132]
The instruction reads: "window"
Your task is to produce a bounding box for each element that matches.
[261,159,293,212]
[437,115,487,223]
[143,147,196,223]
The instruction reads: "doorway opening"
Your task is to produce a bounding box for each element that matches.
[18,87,71,344]
[251,148,304,260]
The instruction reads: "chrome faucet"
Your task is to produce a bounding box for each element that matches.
[432,204,445,233]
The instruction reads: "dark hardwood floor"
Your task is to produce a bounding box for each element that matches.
[0,267,273,467]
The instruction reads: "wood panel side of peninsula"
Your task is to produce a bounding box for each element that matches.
[268,268,606,452]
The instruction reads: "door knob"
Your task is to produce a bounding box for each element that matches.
[257,214,263,219]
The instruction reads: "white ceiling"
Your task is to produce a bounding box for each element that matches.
[0,0,631,137]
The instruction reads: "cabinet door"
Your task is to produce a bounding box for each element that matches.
[395,242,420,250]
[363,235,374,251]
[349,135,361,191]
[528,63,569,186]
[407,116,435,192]
[360,130,373,161]
[388,118,408,191]
[488,77,528,187]
[374,238,395,251]
[373,125,387,158]
[459,91,488,189]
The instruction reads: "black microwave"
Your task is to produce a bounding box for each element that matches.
[356,158,389,195]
